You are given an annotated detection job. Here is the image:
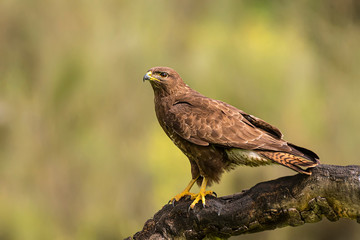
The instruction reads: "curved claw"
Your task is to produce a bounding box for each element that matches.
[169,178,198,207]
[168,198,177,206]
[212,191,217,197]
[188,205,192,212]
[169,191,196,206]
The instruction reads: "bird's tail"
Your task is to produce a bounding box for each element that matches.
[257,151,319,175]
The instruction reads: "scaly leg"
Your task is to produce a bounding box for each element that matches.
[169,177,198,203]
[190,177,213,208]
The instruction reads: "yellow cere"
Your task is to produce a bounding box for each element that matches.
[146,71,161,82]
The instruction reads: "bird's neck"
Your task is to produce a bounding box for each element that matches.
[153,85,192,122]
[153,92,174,112]
[152,84,191,104]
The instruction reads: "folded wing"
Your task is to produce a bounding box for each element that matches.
[165,94,318,163]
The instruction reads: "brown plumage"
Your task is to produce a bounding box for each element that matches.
[143,66,319,208]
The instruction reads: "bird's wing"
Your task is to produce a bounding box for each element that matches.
[165,96,291,152]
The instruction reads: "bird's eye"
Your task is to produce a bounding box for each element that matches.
[160,72,169,78]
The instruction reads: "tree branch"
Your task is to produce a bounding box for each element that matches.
[128,164,360,239]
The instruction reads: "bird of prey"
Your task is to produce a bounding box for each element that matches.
[143,66,319,209]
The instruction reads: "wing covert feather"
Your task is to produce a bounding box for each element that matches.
[165,96,290,152]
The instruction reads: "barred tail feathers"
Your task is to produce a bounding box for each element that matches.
[258,151,319,175]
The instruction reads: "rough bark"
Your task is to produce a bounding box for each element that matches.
[128,164,360,240]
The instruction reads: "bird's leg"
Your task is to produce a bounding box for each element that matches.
[169,177,198,203]
[190,177,213,209]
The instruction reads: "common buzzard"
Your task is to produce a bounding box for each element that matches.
[143,67,319,208]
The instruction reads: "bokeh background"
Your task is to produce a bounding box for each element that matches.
[1,0,360,239]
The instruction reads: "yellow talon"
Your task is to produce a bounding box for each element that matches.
[170,190,197,202]
[190,190,213,208]
[169,176,214,209]
[189,177,213,209]
[169,178,198,203]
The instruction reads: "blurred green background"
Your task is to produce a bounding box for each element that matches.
[1,0,360,239]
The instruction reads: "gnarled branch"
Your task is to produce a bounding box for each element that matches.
[128,164,360,239]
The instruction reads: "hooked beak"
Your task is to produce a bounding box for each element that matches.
[143,71,160,82]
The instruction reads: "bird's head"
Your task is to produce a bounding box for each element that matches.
[143,67,185,94]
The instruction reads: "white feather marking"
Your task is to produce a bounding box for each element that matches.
[225,148,273,167]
